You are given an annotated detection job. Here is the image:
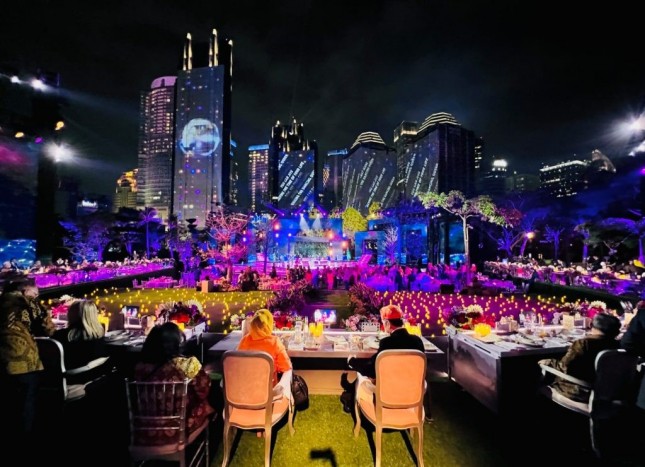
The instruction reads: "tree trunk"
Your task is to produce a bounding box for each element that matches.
[463,217,471,284]
[582,243,588,264]
[639,237,644,265]
[519,237,529,257]
[146,223,150,258]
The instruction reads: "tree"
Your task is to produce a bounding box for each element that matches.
[421,190,507,270]
[366,202,383,220]
[205,206,249,264]
[384,226,398,264]
[251,214,276,274]
[341,207,367,239]
[543,225,565,262]
[138,207,159,258]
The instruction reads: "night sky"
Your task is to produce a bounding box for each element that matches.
[2,0,644,202]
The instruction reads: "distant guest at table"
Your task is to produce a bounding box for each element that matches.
[237,309,292,385]
[52,299,107,370]
[539,313,621,403]
[347,304,424,379]
[134,322,214,446]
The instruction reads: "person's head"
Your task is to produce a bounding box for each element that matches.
[1,277,37,299]
[248,308,274,339]
[591,313,621,339]
[140,321,184,364]
[67,299,105,341]
[380,304,404,332]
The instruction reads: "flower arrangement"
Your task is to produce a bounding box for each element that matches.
[157,299,207,328]
[229,312,252,331]
[558,300,609,319]
[445,305,494,330]
[266,280,309,313]
[50,294,77,317]
[273,310,302,330]
[348,283,384,316]
[343,312,380,332]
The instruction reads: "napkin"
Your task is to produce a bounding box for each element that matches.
[495,341,523,350]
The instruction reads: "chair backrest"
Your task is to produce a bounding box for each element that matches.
[35,337,68,401]
[222,350,273,409]
[592,349,640,406]
[125,379,190,448]
[375,349,427,409]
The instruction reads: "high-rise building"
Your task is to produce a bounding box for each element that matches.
[113,169,138,212]
[268,117,318,210]
[323,148,347,209]
[397,112,476,199]
[539,160,589,197]
[172,29,233,226]
[136,76,176,221]
[248,144,269,212]
[506,172,540,193]
[342,132,397,215]
[229,139,239,207]
[479,158,508,198]
[394,121,419,199]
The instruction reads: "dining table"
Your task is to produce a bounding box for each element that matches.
[208,329,445,418]
[447,325,578,417]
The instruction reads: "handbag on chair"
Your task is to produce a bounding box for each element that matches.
[291,374,309,408]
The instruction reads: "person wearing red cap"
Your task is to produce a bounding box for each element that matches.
[347,304,424,379]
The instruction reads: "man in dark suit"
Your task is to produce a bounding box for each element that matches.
[347,304,424,379]
[621,301,645,410]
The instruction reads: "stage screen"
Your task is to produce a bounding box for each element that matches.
[277,149,315,208]
[173,67,225,225]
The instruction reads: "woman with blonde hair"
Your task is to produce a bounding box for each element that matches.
[237,309,292,385]
[52,299,107,370]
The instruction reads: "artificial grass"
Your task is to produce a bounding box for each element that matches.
[211,391,507,467]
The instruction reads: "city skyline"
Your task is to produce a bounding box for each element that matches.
[2,0,644,200]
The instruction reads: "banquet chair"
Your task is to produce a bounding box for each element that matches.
[221,350,294,467]
[125,379,210,467]
[354,349,427,467]
[539,349,640,457]
[35,337,114,405]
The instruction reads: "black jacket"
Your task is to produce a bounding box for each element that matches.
[349,328,424,379]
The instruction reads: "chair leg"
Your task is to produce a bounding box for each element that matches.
[264,426,272,467]
[375,426,382,467]
[353,401,361,438]
[417,422,424,467]
[222,421,231,467]
[288,404,295,436]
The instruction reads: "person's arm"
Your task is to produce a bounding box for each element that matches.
[554,339,585,375]
[274,338,292,373]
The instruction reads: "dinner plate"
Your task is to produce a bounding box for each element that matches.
[365,340,379,350]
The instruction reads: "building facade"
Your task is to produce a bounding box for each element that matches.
[342,132,397,216]
[113,169,138,212]
[136,76,176,221]
[172,29,233,226]
[322,148,347,210]
[248,144,269,212]
[397,112,476,200]
[539,160,589,197]
[268,117,318,210]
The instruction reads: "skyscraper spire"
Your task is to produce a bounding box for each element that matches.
[209,28,219,67]
[183,33,193,70]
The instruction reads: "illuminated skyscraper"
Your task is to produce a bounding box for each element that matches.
[248,144,269,212]
[540,160,589,197]
[136,76,176,220]
[268,117,318,209]
[479,158,508,198]
[323,148,347,209]
[229,139,239,207]
[398,112,476,199]
[342,132,397,215]
[172,29,233,226]
[113,169,138,212]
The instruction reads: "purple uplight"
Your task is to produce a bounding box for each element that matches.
[34,137,43,144]
[640,167,645,176]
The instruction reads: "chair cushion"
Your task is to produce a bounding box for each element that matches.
[228,396,289,429]
[358,399,423,429]
[66,384,86,401]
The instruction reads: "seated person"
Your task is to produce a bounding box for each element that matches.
[134,322,215,445]
[621,300,645,358]
[237,309,292,385]
[52,299,107,371]
[539,313,621,403]
[347,304,424,379]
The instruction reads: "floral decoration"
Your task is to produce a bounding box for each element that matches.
[343,312,380,332]
[157,299,207,327]
[348,283,384,316]
[445,305,495,330]
[273,310,302,330]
